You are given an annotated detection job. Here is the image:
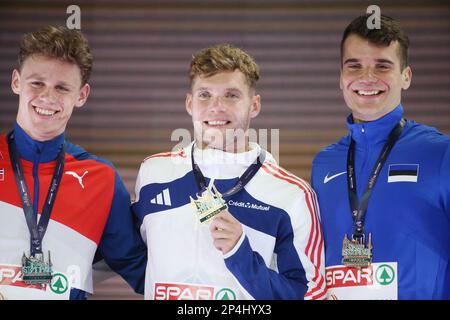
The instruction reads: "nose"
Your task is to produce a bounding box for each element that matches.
[359,67,378,83]
[209,96,227,113]
[39,86,57,104]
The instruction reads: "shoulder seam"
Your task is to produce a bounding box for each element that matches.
[142,149,186,163]
[65,146,116,172]
[262,161,312,192]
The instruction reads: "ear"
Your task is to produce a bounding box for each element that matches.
[74,83,90,108]
[401,66,412,90]
[185,92,193,116]
[249,94,261,119]
[11,69,21,95]
[339,71,344,91]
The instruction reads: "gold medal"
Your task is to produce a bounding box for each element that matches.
[341,233,373,268]
[190,184,228,224]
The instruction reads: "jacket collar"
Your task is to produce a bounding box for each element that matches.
[13,122,65,163]
[346,105,404,147]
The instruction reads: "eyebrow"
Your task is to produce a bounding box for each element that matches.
[25,74,45,81]
[195,87,243,92]
[25,74,73,88]
[343,58,395,65]
[375,59,394,65]
[195,87,210,92]
[343,58,360,65]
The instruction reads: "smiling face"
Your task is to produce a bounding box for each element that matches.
[186,69,261,152]
[340,34,412,122]
[12,54,90,141]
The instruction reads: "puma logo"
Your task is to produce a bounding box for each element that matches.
[65,171,88,189]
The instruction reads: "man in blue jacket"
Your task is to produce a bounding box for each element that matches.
[311,14,450,299]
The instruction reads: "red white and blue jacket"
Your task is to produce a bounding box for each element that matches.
[0,123,147,299]
[133,142,327,300]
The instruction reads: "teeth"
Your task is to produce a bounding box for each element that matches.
[34,107,56,116]
[357,90,381,96]
[207,121,228,126]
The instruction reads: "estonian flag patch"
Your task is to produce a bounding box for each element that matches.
[388,164,419,183]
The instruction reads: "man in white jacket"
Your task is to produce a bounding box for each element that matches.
[132,44,326,300]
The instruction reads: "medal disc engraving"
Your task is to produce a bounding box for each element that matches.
[342,233,373,268]
[190,184,227,224]
[21,251,53,285]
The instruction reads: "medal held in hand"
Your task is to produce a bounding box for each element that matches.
[190,143,266,224]
[341,233,373,268]
[21,251,53,285]
[190,184,228,224]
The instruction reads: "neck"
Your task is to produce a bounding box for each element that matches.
[352,103,402,124]
[353,117,368,124]
[16,120,61,142]
[199,141,251,153]
[193,140,261,180]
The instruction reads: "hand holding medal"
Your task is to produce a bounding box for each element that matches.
[190,143,264,254]
[209,210,243,255]
[189,186,244,254]
[190,184,228,224]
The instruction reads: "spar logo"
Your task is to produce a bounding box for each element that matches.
[375,264,395,285]
[326,265,374,288]
[326,264,397,288]
[50,273,69,294]
[154,282,236,300]
[214,288,236,300]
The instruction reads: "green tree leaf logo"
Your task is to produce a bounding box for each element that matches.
[50,273,69,294]
[375,264,395,286]
[215,288,236,300]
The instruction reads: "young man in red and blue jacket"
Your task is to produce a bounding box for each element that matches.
[0,25,146,299]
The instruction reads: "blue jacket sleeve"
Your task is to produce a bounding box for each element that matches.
[223,181,327,301]
[70,288,87,300]
[223,202,317,300]
[224,234,308,300]
[97,171,147,294]
[441,142,450,219]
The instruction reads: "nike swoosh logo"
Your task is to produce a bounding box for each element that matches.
[324,171,347,184]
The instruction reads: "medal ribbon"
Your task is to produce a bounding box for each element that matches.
[7,131,65,256]
[191,143,266,197]
[347,118,406,239]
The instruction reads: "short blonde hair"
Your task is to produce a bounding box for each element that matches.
[189,44,260,90]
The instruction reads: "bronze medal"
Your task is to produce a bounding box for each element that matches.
[341,233,373,268]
